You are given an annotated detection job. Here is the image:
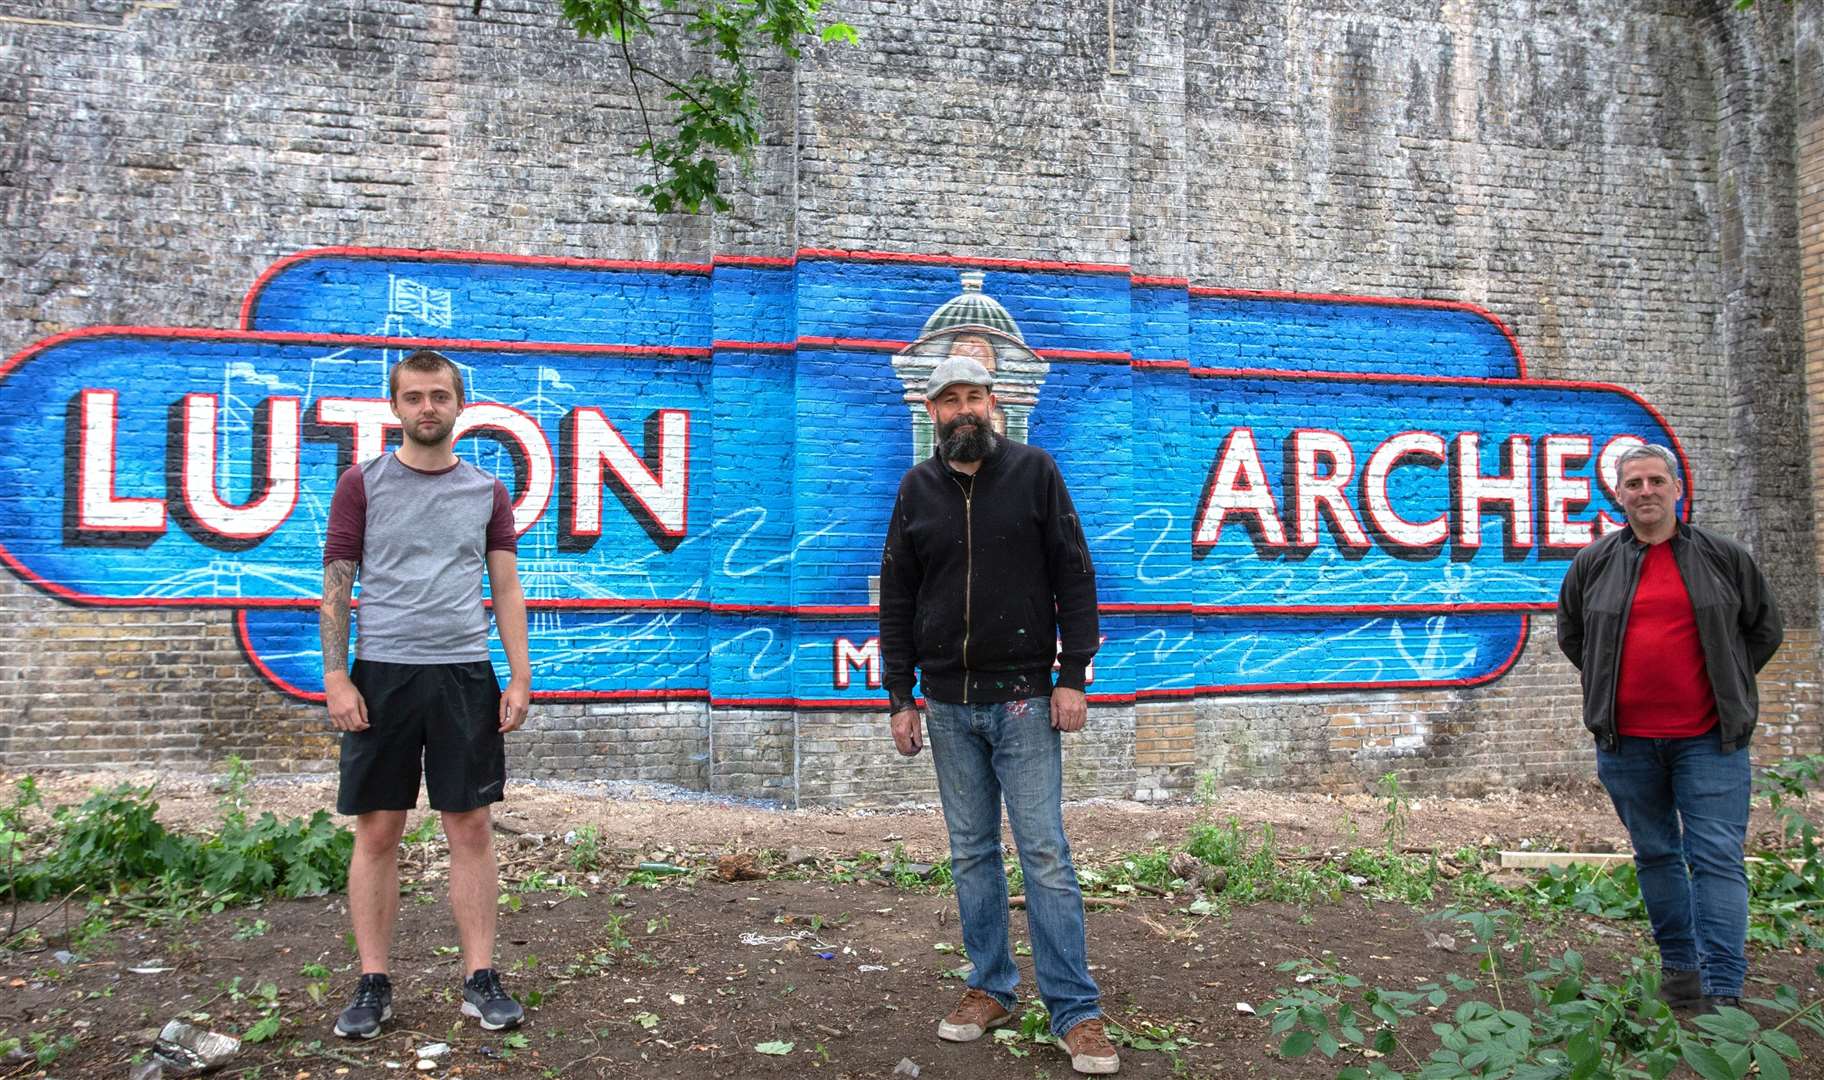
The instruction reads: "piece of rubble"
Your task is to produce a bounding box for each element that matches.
[716,853,765,882]
[893,1058,921,1077]
[152,1019,241,1075]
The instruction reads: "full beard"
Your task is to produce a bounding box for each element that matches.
[938,415,995,463]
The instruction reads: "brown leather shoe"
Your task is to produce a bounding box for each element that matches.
[1061,1018,1120,1075]
[936,988,1012,1042]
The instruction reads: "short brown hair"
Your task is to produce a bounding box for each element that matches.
[388,349,465,405]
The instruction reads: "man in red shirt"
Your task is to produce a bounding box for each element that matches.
[1557,444,1783,1016]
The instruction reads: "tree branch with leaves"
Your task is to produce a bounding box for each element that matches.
[559,0,857,214]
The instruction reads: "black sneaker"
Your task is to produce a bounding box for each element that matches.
[333,973,393,1039]
[461,968,524,1031]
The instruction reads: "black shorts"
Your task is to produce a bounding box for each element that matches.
[336,660,506,815]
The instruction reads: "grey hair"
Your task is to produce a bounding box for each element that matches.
[1612,443,1680,486]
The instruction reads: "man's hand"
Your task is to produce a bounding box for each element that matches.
[500,676,531,733]
[890,707,924,756]
[1051,687,1088,733]
[324,671,369,732]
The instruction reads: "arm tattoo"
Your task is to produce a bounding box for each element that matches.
[320,559,357,676]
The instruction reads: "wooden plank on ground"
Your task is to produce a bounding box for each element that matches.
[1499,851,1794,870]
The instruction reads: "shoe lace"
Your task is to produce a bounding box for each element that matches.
[352,976,388,1010]
[469,969,510,1003]
[1069,1019,1114,1052]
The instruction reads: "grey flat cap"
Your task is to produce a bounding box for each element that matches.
[925,356,995,398]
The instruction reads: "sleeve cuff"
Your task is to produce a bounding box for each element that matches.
[1053,664,1089,692]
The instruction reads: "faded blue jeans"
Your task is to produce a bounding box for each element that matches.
[925,696,1100,1038]
[1596,730,1752,998]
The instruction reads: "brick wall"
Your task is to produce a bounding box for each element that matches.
[0,0,1818,805]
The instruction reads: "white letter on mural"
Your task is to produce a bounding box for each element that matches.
[314,398,399,464]
[75,388,166,534]
[1288,429,1368,549]
[1362,431,1447,549]
[568,408,690,538]
[454,403,554,534]
[1192,428,1286,550]
[1453,433,1533,550]
[833,637,882,690]
[1540,434,1594,549]
[1594,435,1647,535]
[180,393,301,540]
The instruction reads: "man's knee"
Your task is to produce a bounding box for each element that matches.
[441,807,494,853]
[1017,839,1076,892]
[353,811,408,856]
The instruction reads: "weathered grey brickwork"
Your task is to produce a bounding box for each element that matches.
[0,0,1817,805]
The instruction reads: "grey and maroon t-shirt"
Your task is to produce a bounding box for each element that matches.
[323,453,517,664]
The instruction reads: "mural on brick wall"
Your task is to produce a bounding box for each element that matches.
[0,249,1688,707]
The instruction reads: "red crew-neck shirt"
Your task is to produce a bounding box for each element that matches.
[1615,540,1717,739]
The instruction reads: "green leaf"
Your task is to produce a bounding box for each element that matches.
[1752,1044,1791,1080]
[1279,1030,1314,1057]
[1316,1032,1339,1058]
[1693,1010,1758,1041]
[754,1041,794,1055]
[1567,1030,1598,1066]
[242,1015,281,1044]
[1680,1043,1738,1080]
[1759,1030,1801,1058]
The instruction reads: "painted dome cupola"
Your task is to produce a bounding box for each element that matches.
[891,270,1051,461]
[918,271,1024,340]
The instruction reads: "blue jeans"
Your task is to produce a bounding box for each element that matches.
[1596,730,1751,997]
[925,696,1100,1037]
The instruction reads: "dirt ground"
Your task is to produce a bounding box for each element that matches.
[3,770,1821,1079]
[13,769,1658,863]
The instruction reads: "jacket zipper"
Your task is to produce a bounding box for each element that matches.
[953,475,974,703]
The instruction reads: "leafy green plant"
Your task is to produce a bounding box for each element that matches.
[1531,862,1647,921]
[559,0,857,214]
[567,825,604,872]
[1265,909,1823,1080]
[0,762,354,928]
[1377,771,1412,850]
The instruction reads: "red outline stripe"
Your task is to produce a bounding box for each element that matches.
[795,335,1131,363]
[796,248,1132,275]
[2,327,708,385]
[712,255,796,269]
[713,340,797,352]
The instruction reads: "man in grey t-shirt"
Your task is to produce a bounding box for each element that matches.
[320,349,532,1039]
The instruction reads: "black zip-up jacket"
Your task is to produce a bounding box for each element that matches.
[879,437,1099,711]
[1555,522,1783,753]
